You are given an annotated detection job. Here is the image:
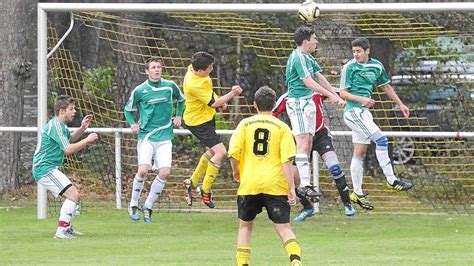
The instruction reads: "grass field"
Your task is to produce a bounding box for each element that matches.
[0,206,473,265]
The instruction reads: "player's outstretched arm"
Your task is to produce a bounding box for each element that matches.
[381,84,410,118]
[211,85,243,108]
[65,133,99,156]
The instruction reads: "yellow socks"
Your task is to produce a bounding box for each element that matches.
[284,238,302,265]
[201,160,220,193]
[236,244,251,266]
[190,153,211,187]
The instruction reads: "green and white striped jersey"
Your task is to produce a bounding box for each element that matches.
[32,117,71,181]
[124,78,185,142]
[286,48,322,98]
[340,58,390,111]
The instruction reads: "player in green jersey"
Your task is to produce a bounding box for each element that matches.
[285,26,345,204]
[124,57,185,222]
[339,37,413,210]
[32,95,98,239]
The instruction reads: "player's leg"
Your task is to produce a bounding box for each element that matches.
[142,141,172,222]
[293,165,315,222]
[313,129,355,216]
[287,97,318,201]
[265,195,301,265]
[183,150,212,206]
[236,195,262,266]
[38,169,77,239]
[369,131,413,191]
[129,140,152,220]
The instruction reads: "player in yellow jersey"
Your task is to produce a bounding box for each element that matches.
[182,51,242,208]
[229,86,302,266]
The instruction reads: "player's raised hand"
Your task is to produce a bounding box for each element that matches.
[81,114,93,129]
[173,116,182,127]
[86,133,99,143]
[231,85,243,96]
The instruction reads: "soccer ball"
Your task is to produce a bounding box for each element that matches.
[298,1,320,23]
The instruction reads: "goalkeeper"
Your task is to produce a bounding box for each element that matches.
[124,57,185,222]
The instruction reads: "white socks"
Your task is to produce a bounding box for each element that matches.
[375,149,397,185]
[295,154,310,187]
[130,175,145,207]
[143,176,165,209]
[59,198,77,224]
[350,157,364,195]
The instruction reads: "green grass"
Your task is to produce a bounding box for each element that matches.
[0,206,473,265]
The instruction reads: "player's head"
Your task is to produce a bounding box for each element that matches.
[145,57,163,82]
[351,37,370,63]
[55,95,76,122]
[254,86,276,112]
[191,52,214,76]
[294,26,318,53]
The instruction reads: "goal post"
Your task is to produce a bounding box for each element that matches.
[37,2,474,219]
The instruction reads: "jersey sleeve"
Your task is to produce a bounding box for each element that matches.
[228,122,245,161]
[376,65,390,87]
[294,51,312,80]
[49,121,70,151]
[124,88,140,125]
[339,63,353,90]
[280,125,296,163]
[172,82,186,117]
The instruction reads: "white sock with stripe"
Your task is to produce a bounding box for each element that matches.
[295,154,311,187]
[130,175,145,207]
[143,176,165,209]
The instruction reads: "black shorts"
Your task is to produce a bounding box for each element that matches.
[311,127,335,157]
[237,194,290,224]
[186,119,221,149]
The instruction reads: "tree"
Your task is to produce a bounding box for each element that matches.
[0,0,36,192]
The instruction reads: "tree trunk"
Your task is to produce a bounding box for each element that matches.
[0,0,35,192]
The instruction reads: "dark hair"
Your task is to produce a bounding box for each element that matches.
[145,57,162,70]
[351,37,370,50]
[254,86,276,111]
[294,26,315,46]
[54,95,75,115]
[191,51,215,71]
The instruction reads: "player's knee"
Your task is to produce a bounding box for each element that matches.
[65,186,80,202]
[158,168,170,180]
[375,135,388,149]
[328,164,342,177]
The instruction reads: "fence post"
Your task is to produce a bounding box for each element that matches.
[114,131,122,209]
[312,150,320,213]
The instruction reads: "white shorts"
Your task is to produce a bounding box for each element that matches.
[286,96,316,136]
[343,107,381,144]
[137,139,172,170]
[37,169,73,197]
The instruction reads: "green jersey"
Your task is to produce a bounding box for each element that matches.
[124,78,185,142]
[340,58,390,111]
[286,48,322,98]
[32,117,71,181]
